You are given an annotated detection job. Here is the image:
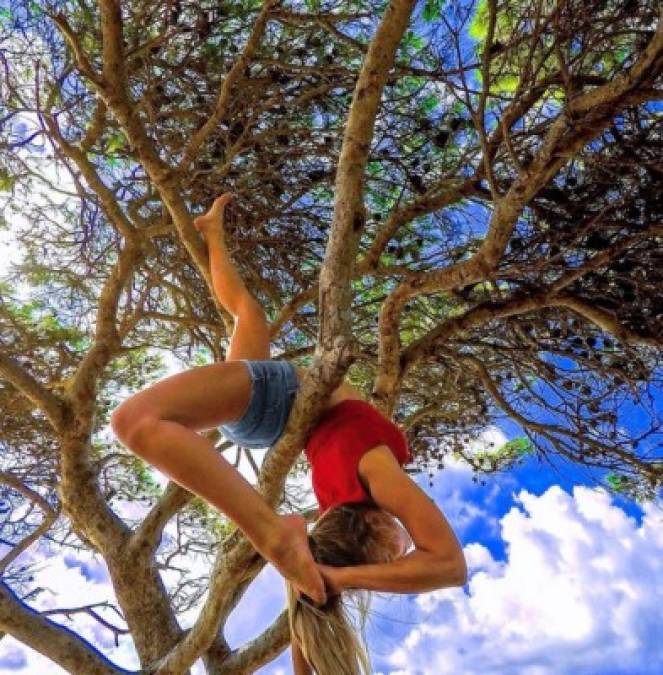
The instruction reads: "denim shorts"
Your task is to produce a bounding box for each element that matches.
[219,359,300,449]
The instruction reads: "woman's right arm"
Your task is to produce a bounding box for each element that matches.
[292,639,313,675]
[356,445,468,588]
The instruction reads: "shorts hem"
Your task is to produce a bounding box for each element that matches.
[219,359,298,448]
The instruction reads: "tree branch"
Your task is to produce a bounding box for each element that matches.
[128,480,195,557]
[40,111,138,240]
[178,0,277,172]
[49,13,105,89]
[554,294,662,348]
[211,609,291,674]
[0,581,131,675]
[0,352,65,431]
[317,0,417,355]
[372,17,663,409]
[0,471,60,574]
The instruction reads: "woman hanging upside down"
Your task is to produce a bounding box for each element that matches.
[111,193,467,675]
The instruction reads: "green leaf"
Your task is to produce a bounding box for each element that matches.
[0,169,17,192]
[421,93,439,113]
[469,0,488,40]
[136,465,159,490]
[367,160,383,177]
[423,0,444,22]
[605,473,625,490]
[403,30,424,52]
[193,350,210,367]
[493,74,519,94]
[106,132,126,153]
[614,48,628,65]
[498,437,534,456]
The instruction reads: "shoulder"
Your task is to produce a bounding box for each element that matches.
[357,444,401,489]
[356,444,414,520]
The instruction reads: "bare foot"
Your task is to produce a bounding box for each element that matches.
[269,514,327,606]
[193,192,235,236]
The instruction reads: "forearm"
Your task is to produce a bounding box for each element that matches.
[338,548,466,594]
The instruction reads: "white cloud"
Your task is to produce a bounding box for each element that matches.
[374,485,663,675]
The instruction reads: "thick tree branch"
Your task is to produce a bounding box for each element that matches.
[259,0,419,514]
[0,581,130,675]
[212,609,291,674]
[150,534,265,674]
[402,285,659,382]
[65,242,144,429]
[91,0,234,335]
[128,479,195,556]
[0,352,65,431]
[479,10,663,270]
[317,0,417,355]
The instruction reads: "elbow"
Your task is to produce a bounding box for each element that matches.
[455,558,468,586]
[435,552,468,588]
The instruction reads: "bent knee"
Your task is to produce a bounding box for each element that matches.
[110,406,160,450]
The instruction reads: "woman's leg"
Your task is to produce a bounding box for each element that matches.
[194,192,247,316]
[111,195,327,605]
[110,360,277,542]
[111,361,326,605]
[194,192,271,361]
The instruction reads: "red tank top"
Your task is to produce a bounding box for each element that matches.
[304,399,413,515]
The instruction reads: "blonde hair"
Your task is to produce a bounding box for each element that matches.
[286,502,403,675]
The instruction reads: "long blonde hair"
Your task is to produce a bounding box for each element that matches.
[286,502,403,675]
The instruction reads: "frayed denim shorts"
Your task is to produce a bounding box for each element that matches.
[219,359,300,449]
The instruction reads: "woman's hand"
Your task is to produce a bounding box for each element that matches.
[316,563,347,597]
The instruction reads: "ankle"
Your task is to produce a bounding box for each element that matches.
[264,514,301,561]
[203,228,224,244]
[245,514,285,561]
[265,521,289,557]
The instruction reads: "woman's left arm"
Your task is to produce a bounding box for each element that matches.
[319,549,465,595]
